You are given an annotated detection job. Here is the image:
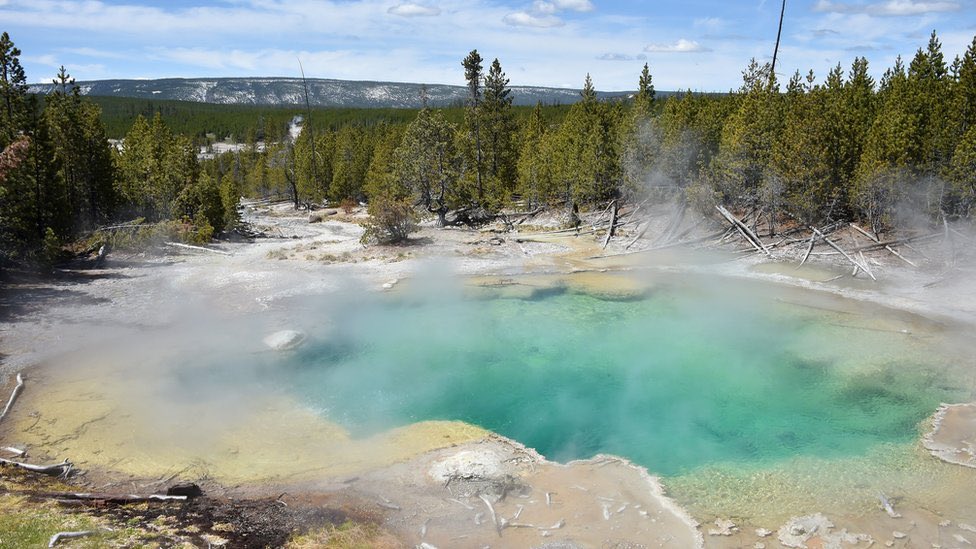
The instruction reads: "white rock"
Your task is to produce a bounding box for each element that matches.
[754,543,766,549]
[893,531,907,539]
[708,518,738,536]
[778,514,833,548]
[756,528,773,538]
[428,449,510,484]
[262,330,306,351]
[962,524,976,533]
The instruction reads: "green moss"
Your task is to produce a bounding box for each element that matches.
[0,495,106,549]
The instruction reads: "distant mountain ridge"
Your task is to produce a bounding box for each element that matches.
[28,77,637,108]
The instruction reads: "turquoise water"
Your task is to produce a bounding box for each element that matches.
[277,279,966,476]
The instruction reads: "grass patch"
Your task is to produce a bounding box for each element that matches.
[285,520,401,549]
[0,494,111,549]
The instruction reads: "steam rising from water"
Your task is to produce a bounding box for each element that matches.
[15,261,976,520]
[256,270,968,475]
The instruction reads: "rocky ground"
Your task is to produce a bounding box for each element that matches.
[1,200,975,548]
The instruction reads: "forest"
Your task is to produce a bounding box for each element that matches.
[1,29,975,261]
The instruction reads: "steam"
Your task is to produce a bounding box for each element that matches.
[24,246,975,484]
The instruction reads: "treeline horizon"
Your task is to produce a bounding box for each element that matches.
[2,29,975,261]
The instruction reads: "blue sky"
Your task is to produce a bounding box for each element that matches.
[3,0,975,91]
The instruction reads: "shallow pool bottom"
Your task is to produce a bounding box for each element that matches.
[12,272,975,523]
[279,276,967,479]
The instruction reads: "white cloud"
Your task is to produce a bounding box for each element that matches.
[4,0,973,93]
[533,1,557,14]
[643,39,711,53]
[503,10,564,27]
[597,52,634,61]
[551,0,594,12]
[24,54,60,68]
[813,0,960,16]
[505,0,591,29]
[693,17,725,30]
[387,3,441,17]
[60,47,128,60]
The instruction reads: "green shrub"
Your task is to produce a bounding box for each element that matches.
[360,195,418,245]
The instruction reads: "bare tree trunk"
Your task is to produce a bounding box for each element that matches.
[770,0,787,85]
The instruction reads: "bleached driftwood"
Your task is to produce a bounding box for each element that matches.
[479,495,501,536]
[602,201,619,249]
[850,223,918,267]
[657,201,687,245]
[625,222,650,249]
[716,205,771,256]
[878,492,902,518]
[849,232,941,253]
[0,457,72,477]
[797,230,822,268]
[810,227,876,281]
[1,446,26,457]
[0,373,24,423]
[49,530,97,547]
[50,492,187,505]
[163,242,232,256]
[586,229,726,260]
[591,200,617,229]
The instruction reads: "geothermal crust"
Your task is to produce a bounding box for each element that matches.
[3,201,976,548]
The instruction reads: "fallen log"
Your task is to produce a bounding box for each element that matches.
[878,492,902,519]
[1,446,26,457]
[34,492,190,506]
[624,221,650,249]
[716,205,771,256]
[508,207,544,227]
[602,201,619,249]
[586,230,727,260]
[0,457,73,477]
[49,530,98,547]
[591,200,617,229]
[657,201,687,244]
[480,494,502,536]
[810,227,876,281]
[163,242,232,256]
[798,233,819,268]
[48,492,188,505]
[0,373,24,423]
[849,232,941,253]
[850,223,918,267]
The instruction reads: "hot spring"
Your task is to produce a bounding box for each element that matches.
[14,270,976,521]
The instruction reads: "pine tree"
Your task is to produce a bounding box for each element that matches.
[906,30,952,172]
[364,124,406,200]
[0,32,33,260]
[712,59,783,210]
[330,125,363,203]
[45,66,116,232]
[0,32,28,146]
[117,113,201,223]
[622,64,660,199]
[853,56,915,231]
[581,73,597,105]
[516,102,555,206]
[947,124,976,216]
[480,58,517,205]
[952,36,976,154]
[549,75,621,219]
[392,107,462,226]
[634,63,656,118]
[462,49,484,201]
